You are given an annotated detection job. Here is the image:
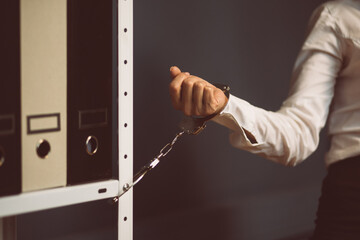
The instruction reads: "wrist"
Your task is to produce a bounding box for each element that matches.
[213,83,230,113]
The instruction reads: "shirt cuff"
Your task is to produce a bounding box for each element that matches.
[212,94,261,146]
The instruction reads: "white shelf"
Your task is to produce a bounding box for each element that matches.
[0,180,119,218]
[1,0,133,239]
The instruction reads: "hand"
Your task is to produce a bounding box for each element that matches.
[169,66,228,117]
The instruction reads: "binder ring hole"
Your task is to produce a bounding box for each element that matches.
[36,139,51,159]
[86,136,99,156]
[124,123,128,128]
[124,217,127,221]
[124,28,127,32]
[124,154,128,159]
[124,60,128,64]
[0,146,5,167]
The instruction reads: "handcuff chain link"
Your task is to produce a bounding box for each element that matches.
[158,131,185,158]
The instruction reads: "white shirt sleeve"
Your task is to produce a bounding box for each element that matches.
[212,4,345,166]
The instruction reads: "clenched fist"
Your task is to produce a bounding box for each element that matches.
[169,66,228,117]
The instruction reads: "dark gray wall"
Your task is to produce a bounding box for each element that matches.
[133,0,327,239]
[17,199,117,239]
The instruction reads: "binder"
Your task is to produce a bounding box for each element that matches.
[20,0,67,192]
[0,0,22,197]
[67,0,114,184]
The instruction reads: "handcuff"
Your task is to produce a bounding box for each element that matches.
[113,83,230,202]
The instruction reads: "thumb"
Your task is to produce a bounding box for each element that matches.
[170,66,182,78]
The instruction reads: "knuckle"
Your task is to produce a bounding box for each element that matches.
[193,81,205,89]
[182,79,194,88]
[204,86,213,93]
[180,72,189,78]
[169,84,178,95]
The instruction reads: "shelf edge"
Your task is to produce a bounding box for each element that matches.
[0,179,119,218]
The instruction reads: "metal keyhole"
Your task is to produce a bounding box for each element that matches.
[36,139,51,159]
[86,136,98,155]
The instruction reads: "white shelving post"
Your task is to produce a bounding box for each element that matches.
[118,0,133,239]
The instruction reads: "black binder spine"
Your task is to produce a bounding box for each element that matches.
[67,0,114,184]
[0,0,22,196]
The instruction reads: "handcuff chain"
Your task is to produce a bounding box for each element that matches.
[158,131,185,158]
[113,131,185,202]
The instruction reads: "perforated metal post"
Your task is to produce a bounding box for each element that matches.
[118,0,133,239]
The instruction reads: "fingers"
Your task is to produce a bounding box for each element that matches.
[203,86,215,115]
[192,81,205,115]
[181,77,196,116]
[170,66,182,78]
[169,71,191,110]
[169,69,228,117]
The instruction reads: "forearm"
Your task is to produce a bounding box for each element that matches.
[212,94,326,166]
